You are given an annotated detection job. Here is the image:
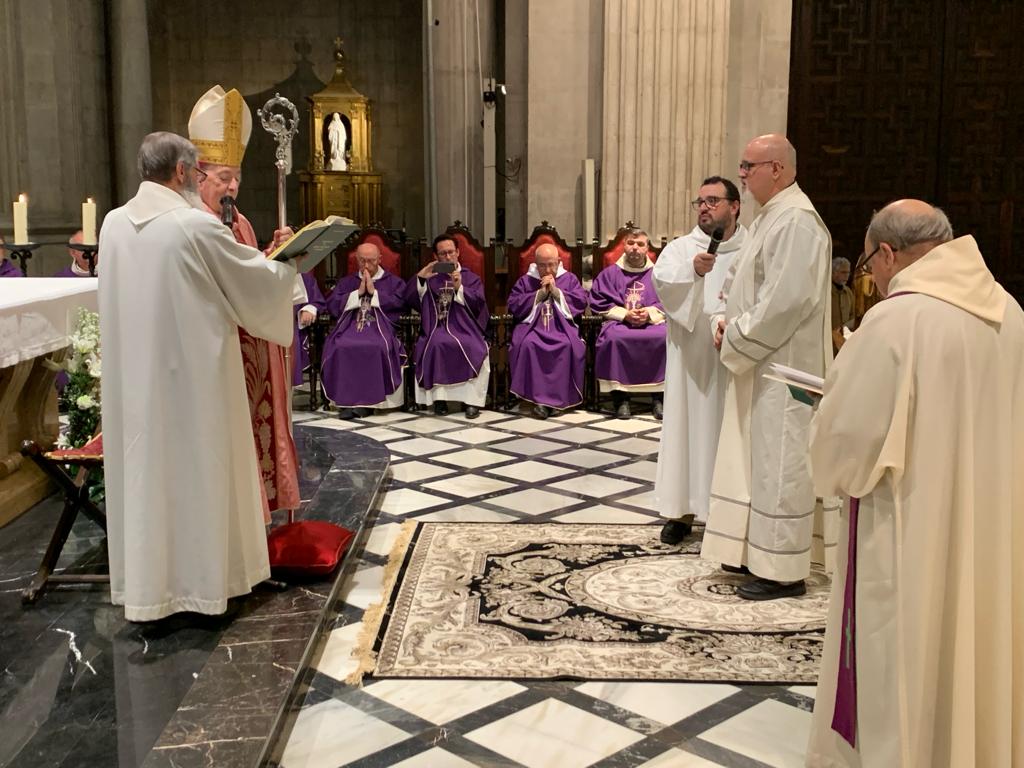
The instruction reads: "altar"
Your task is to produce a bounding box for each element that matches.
[0,278,98,526]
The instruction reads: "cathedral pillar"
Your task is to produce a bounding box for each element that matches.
[110,0,153,205]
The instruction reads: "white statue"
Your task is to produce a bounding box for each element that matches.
[327,113,348,171]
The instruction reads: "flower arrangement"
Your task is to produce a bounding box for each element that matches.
[57,307,102,449]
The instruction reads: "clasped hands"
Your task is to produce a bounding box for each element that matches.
[624,307,649,327]
[359,267,377,296]
[537,274,561,300]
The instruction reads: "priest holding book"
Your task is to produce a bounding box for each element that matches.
[189,85,302,522]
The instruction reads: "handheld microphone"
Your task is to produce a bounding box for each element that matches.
[220,196,237,227]
[707,227,725,255]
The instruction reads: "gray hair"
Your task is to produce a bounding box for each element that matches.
[867,204,953,250]
[627,227,650,241]
[137,132,199,182]
[832,257,850,271]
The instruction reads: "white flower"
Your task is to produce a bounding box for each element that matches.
[56,433,70,448]
[87,358,101,378]
[76,395,96,409]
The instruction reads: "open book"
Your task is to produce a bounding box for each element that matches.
[763,363,824,405]
[268,215,359,270]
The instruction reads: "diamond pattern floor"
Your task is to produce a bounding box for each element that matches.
[274,406,818,768]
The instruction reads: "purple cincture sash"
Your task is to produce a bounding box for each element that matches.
[831,496,859,746]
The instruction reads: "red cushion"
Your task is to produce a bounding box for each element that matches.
[518,234,573,277]
[267,520,354,577]
[346,233,401,275]
[45,433,104,461]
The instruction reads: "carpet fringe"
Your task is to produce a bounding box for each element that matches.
[345,518,418,686]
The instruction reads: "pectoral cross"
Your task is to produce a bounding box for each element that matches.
[438,280,455,321]
[625,281,645,310]
[356,294,373,332]
[540,299,553,331]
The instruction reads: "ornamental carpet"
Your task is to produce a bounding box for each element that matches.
[363,521,829,684]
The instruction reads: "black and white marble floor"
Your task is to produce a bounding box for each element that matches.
[269,406,820,768]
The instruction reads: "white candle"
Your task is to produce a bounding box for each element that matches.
[82,198,97,245]
[13,194,27,245]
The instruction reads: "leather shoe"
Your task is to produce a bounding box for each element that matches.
[652,398,663,421]
[616,400,631,419]
[659,519,692,545]
[737,578,806,601]
[721,564,750,575]
[353,407,373,417]
[532,404,550,420]
[433,401,449,416]
[464,405,480,419]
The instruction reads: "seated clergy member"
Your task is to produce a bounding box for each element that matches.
[321,242,407,415]
[292,272,327,387]
[406,234,489,419]
[0,236,24,277]
[190,84,303,522]
[508,243,588,419]
[54,230,98,276]
[589,228,667,419]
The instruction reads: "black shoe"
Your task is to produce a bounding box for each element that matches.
[616,400,631,419]
[337,408,357,420]
[721,563,751,575]
[464,405,480,419]
[532,404,550,419]
[737,578,806,601]
[353,407,373,417]
[659,519,692,545]
[652,398,663,421]
[433,401,449,416]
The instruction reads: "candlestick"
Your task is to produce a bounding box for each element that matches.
[82,198,97,245]
[13,194,27,245]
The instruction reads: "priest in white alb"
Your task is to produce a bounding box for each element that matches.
[652,175,746,544]
[701,134,839,600]
[99,132,297,621]
[805,200,1024,767]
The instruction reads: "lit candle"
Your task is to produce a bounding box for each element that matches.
[82,198,97,245]
[13,194,28,245]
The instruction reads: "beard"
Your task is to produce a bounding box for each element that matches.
[181,175,205,210]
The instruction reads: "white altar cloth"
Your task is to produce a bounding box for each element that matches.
[0,278,98,368]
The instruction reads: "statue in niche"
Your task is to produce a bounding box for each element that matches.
[327,112,348,171]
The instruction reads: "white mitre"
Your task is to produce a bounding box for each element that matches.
[187,86,252,167]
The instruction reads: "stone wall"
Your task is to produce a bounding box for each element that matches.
[149,0,425,241]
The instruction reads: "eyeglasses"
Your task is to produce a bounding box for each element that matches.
[192,167,208,183]
[855,244,888,274]
[690,196,734,211]
[738,160,775,173]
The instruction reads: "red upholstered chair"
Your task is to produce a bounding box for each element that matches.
[419,221,498,311]
[332,227,408,282]
[592,221,663,279]
[506,221,583,293]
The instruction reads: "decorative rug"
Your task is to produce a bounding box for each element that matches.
[354,522,831,684]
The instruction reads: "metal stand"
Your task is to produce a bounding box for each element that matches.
[8,243,39,275]
[67,242,99,276]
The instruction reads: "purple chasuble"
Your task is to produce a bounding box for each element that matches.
[321,270,407,406]
[293,273,328,385]
[508,271,587,409]
[0,259,24,277]
[405,270,489,389]
[589,265,667,387]
[53,265,91,277]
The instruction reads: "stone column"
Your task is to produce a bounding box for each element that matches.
[601,0,731,242]
[110,0,153,205]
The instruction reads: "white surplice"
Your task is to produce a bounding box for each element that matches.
[99,181,296,621]
[701,183,839,581]
[806,236,1024,767]
[652,224,747,522]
